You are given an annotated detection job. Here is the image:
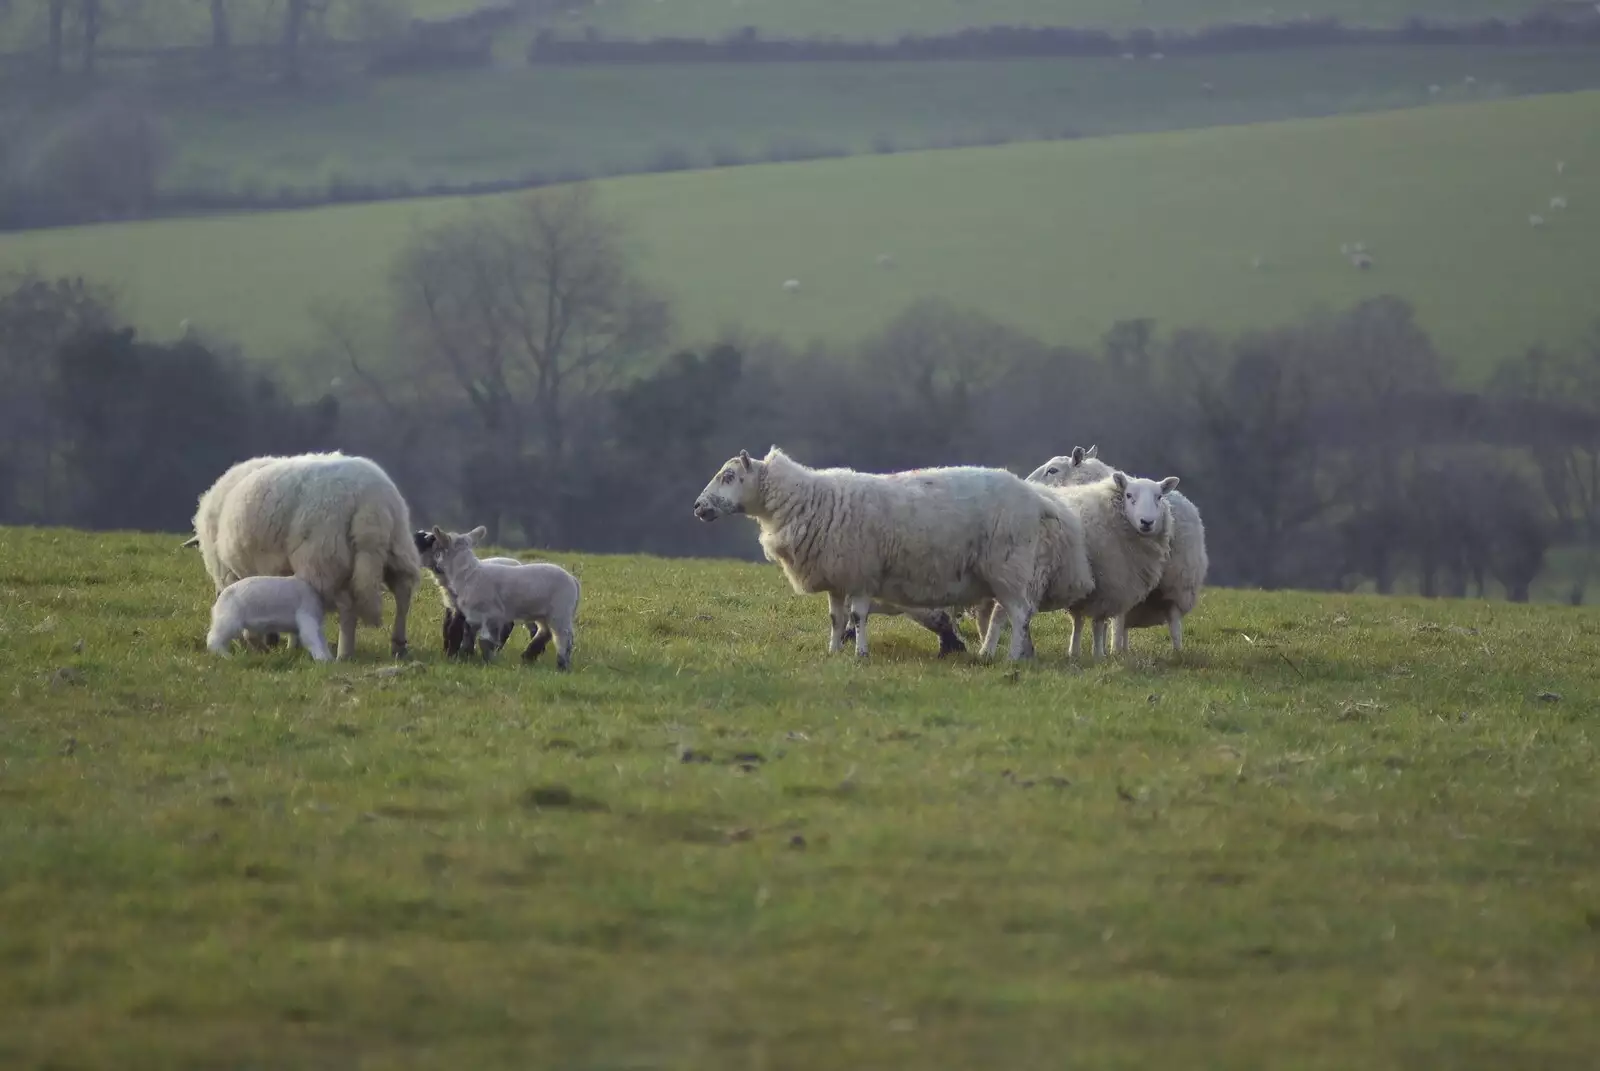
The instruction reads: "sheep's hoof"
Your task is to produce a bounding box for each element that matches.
[556,658,570,672]
[841,627,856,644]
[521,644,544,663]
[391,639,409,659]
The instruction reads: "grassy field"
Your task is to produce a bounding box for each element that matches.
[544,0,1548,37]
[90,47,1600,194]
[2,525,1598,1067]
[5,91,1597,382]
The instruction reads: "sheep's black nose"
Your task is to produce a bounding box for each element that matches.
[1140,520,1153,532]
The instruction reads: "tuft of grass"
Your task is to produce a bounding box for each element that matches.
[1,524,1598,1067]
[5,89,1598,378]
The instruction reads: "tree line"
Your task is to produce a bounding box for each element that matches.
[4,185,1598,602]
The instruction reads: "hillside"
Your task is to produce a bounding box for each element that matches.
[5,91,1595,380]
[1,525,1597,1067]
[546,0,1551,38]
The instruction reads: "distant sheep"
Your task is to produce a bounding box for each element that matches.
[207,576,331,662]
[427,526,579,669]
[782,279,800,293]
[1550,195,1568,211]
[876,253,895,268]
[189,452,421,661]
[1557,160,1566,175]
[1350,252,1374,270]
[692,447,1075,660]
[1027,445,1208,652]
[1530,213,1546,227]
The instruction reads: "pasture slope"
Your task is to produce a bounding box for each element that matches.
[2,525,1599,1069]
[5,90,1597,379]
[548,0,1549,38]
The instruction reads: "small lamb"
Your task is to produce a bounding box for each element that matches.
[428,526,580,669]
[207,575,331,661]
[413,529,519,657]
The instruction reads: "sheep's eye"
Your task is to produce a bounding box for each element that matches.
[1046,467,1059,477]
[1126,492,1133,501]
[721,471,735,484]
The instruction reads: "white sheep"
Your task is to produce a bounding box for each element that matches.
[692,447,1075,660]
[1550,195,1568,211]
[428,527,580,668]
[413,529,525,657]
[189,452,421,661]
[782,279,801,293]
[1557,160,1566,175]
[1530,213,1545,227]
[207,575,331,661]
[1428,84,1441,95]
[1026,445,1208,652]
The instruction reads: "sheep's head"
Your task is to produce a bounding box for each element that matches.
[413,529,445,573]
[694,449,761,522]
[1112,472,1179,536]
[1027,444,1111,487]
[428,525,490,571]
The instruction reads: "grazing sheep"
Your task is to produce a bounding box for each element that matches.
[1026,445,1209,652]
[413,529,521,657]
[194,452,421,661]
[782,279,801,293]
[1350,251,1374,270]
[427,527,580,668]
[1550,195,1568,211]
[1530,213,1546,227]
[692,447,1074,660]
[207,576,331,662]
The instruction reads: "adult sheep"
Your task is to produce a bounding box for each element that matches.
[189,452,421,660]
[691,447,1073,660]
[1027,445,1208,652]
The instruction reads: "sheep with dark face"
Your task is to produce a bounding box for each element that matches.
[413,529,522,657]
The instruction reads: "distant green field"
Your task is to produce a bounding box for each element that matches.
[105,47,1600,194]
[548,0,1546,37]
[2,525,1598,1068]
[4,92,1597,383]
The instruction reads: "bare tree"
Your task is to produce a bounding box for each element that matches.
[391,184,670,543]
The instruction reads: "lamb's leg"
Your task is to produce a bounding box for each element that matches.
[442,609,457,656]
[335,593,358,661]
[1092,618,1109,660]
[847,595,872,657]
[389,570,415,660]
[977,600,1005,659]
[474,619,500,662]
[906,607,966,657]
[497,620,516,648]
[1068,610,1086,661]
[1168,607,1184,652]
[522,622,552,662]
[827,592,849,654]
[296,610,333,662]
[974,600,1001,652]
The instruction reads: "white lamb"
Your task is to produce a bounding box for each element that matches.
[427,527,580,670]
[187,452,421,661]
[1550,195,1568,211]
[1026,445,1208,652]
[691,447,1074,660]
[207,576,331,662]
[413,529,526,657]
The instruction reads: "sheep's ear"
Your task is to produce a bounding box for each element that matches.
[1085,445,1098,459]
[1159,476,1180,494]
[430,525,448,547]
[467,525,488,543]
[1112,471,1128,491]
[1070,447,1085,465]
[739,449,752,471]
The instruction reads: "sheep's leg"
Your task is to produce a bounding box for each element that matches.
[1113,615,1131,655]
[977,600,1006,659]
[847,595,872,658]
[497,620,515,648]
[1168,607,1184,652]
[1002,600,1036,661]
[522,622,552,662]
[475,619,499,662]
[389,570,415,660]
[1068,611,1086,661]
[827,592,849,654]
[335,593,358,661]
[1092,618,1109,660]
[553,622,574,671]
[442,609,457,656]
[296,611,333,662]
[907,607,966,657]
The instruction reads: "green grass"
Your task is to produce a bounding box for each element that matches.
[6,91,1598,382]
[547,0,1547,37]
[86,47,1596,194]
[2,524,1599,1068]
